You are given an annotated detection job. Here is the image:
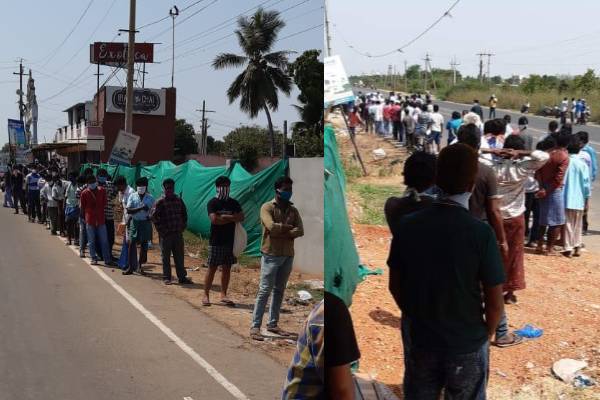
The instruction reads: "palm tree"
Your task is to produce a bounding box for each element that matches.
[212,8,293,157]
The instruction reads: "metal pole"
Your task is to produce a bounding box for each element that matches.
[201,100,206,155]
[282,120,287,158]
[324,0,332,57]
[124,0,137,134]
[169,6,179,88]
[142,62,146,88]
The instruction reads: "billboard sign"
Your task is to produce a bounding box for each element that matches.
[8,119,26,146]
[324,55,355,108]
[108,130,140,166]
[105,86,166,116]
[90,42,154,66]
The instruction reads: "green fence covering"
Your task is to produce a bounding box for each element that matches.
[324,124,361,306]
[81,159,288,257]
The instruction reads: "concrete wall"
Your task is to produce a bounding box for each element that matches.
[96,87,176,165]
[289,157,324,277]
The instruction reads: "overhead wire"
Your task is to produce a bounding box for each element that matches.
[137,0,211,30]
[38,0,97,67]
[334,0,461,58]
[144,0,220,42]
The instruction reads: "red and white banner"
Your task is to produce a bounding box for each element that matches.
[90,42,154,66]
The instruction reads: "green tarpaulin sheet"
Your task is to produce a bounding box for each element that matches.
[81,159,288,257]
[324,124,361,306]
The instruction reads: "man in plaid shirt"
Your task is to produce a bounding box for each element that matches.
[150,178,192,285]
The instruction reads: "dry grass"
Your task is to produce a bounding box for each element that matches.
[445,87,600,123]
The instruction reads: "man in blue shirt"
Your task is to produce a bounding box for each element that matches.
[577,131,597,235]
[25,165,42,223]
[123,177,155,276]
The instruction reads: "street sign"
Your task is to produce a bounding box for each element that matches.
[7,119,25,146]
[108,130,140,165]
[90,42,154,66]
[324,55,355,108]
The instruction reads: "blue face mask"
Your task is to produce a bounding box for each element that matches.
[277,190,292,202]
[98,176,107,184]
[88,183,98,190]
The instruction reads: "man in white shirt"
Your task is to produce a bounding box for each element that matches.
[372,100,384,136]
[560,97,568,125]
[430,104,445,154]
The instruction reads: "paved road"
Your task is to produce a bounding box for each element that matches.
[353,88,600,250]
[0,208,285,400]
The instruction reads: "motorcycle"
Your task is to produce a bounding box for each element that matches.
[521,103,530,114]
[540,105,560,118]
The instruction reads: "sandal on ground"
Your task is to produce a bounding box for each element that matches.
[178,278,193,285]
[220,299,235,307]
[202,298,211,307]
[250,328,264,341]
[494,332,524,348]
[267,326,290,336]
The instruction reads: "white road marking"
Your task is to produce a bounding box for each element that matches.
[58,237,250,400]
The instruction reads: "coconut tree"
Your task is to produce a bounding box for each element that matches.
[212,8,293,157]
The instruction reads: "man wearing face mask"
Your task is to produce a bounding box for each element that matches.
[123,177,155,275]
[25,165,42,223]
[388,144,505,399]
[41,174,59,234]
[51,172,66,236]
[97,169,117,260]
[80,175,115,266]
[150,178,193,285]
[205,176,244,306]
[250,176,304,341]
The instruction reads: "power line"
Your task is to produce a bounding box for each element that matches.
[56,0,119,71]
[334,0,460,58]
[144,0,220,42]
[159,0,281,51]
[38,0,97,67]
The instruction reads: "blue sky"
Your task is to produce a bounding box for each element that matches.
[329,0,600,79]
[0,0,323,143]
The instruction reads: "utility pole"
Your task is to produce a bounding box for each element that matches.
[282,120,287,159]
[404,60,408,92]
[477,52,484,83]
[93,65,104,123]
[422,53,436,91]
[169,6,179,88]
[324,0,332,57]
[141,62,148,88]
[13,59,24,122]
[486,53,494,83]
[122,0,137,134]
[196,100,215,155]
[450,56,460,86]
[476,51,493,83]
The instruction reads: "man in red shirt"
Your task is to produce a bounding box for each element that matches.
[383,100,393,137]
[80,175,116,266]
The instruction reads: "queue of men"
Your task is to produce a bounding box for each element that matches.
[2,165,304,345]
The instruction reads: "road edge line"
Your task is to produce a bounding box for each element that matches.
[59,237,251,400]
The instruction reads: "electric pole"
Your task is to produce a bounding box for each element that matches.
[93,65,104,124]
[169,6,179,88]
[404,60,408,92]
[450,56,460,86]
[13,59,24,122]
[422,53,436,91]
[324,0,332,57]
[196,100,215,155]
[476,51,493,83]
[122,0,137,134]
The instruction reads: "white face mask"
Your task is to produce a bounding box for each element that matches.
[137,186,147,195]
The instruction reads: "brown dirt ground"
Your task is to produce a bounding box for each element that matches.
[111,235,321,367]
[328,114,600,399]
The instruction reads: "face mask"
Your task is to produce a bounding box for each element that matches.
[98,176,107,184]
[277,190,293,202]
[216,185,230,200]
[519,125,527,131]
[88,183,97,190]
[32,169,37,174]
[137,186,147,195]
